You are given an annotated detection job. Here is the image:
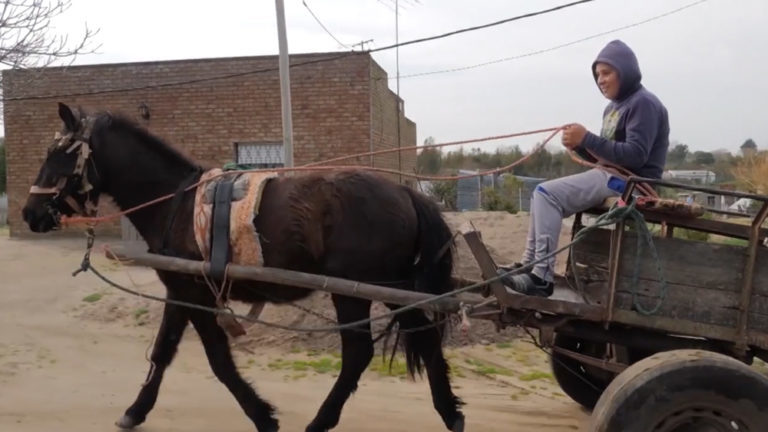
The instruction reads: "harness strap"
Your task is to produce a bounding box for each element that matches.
[210,177,236,282]
[159,167,203,256]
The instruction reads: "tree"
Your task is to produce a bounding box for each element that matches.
[667,143,689,167]
[0,1,98,90]
[733,151,768,194]
[429,180,457,210]
[416,137,441,174]
[481,175,522,213]
[692,151,715,165]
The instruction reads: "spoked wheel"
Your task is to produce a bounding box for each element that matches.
[550,333,615,410]
[591,349,768,432]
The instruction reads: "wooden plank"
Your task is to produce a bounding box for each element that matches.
[611,309,738,342]
[462,228,606,321]
[572,227,768,296]
[585,207,768,240]
[612,309,768,350]
[119,252,465,313]
[751,248,768,297]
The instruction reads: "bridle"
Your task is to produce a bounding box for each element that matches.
[29,117,100,221]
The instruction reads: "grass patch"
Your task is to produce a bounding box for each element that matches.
[133,307,149,320]
[82,293,103,303]
[368,355,409,378]
[464,358,513,377]
[716,237,749,247]
[519,371,554,382]
[495,342,512,349]
[268,357,342,374]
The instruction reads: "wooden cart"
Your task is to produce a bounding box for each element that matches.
[120,176,768,431]
[463,176,768,431]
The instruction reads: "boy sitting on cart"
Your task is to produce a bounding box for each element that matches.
[498,40,670,297]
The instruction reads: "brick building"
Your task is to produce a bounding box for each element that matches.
[2,52,416,237]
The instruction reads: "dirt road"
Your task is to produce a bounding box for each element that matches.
[0,224,588,431]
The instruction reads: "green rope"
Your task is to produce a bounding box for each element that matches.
[571,201,668,316]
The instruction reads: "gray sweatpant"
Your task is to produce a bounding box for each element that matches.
[522,168,623,282]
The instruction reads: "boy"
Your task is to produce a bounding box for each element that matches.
[500,39,670,297]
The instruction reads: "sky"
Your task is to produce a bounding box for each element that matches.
[28,0,768,154]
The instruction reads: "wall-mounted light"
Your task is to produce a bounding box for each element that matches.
[138,102,150,120]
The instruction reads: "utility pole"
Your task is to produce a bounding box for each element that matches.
[395,0,402,183]
[275,0,294,168]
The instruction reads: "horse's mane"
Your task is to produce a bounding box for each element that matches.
[94,112,201,170]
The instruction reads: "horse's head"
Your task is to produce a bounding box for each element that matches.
[22,102,101,233]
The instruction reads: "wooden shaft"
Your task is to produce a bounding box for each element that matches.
[121,252,464,313]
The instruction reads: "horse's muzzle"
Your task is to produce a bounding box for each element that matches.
[22,197,59,233]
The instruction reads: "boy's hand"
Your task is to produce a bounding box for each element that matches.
[562,123,588,149]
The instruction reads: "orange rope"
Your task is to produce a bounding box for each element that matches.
[61,126,565,227]
[302,127,562,167]
[59,124,654,227]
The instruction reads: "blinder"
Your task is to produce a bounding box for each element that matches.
[29,117,99,219]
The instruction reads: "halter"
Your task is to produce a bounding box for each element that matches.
[29,117,99,218]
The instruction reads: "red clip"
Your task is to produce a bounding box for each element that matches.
[617,198,627,207]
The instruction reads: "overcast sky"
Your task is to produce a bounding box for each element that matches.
[43,0,768,154]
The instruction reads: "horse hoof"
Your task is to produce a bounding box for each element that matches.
[115,414,139,430]
[451,415,465,432]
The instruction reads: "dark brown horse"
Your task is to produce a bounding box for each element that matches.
[22,103,465,432]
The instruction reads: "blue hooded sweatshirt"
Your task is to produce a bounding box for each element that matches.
[578,40,670,179]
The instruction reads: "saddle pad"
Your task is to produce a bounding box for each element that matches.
[193,169,277,267]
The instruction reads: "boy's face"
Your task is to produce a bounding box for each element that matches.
[595,62,620,100]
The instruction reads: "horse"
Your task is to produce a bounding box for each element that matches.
[21,102,465,432]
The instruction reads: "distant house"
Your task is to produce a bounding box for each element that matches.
[663,170,716,185]
[741,139,758,157]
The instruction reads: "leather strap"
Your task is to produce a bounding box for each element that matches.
[209,176,235,282]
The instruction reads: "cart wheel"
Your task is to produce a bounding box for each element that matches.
[590,349,768,432]
[551,334,615,410]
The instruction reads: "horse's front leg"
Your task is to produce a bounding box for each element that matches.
[189,308,279,432]
[116,302,189,429]
[306,295,374,432]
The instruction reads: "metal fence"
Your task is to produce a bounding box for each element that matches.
[455,171,545,212]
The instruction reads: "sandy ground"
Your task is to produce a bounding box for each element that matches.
[0,212,589,432]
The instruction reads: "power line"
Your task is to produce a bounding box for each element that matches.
[302,0,352,49]
[392,0,709,80]
[4,0,597,101]
[369,0,596,53]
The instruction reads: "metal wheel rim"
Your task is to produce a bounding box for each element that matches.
[653,405,748,432]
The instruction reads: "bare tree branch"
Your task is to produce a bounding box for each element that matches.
[0,0,99,70]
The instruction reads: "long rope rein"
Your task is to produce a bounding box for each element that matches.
[75,201,666,334]
[57,125,653,228]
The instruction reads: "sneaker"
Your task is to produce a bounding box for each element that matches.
[496,271,554,298]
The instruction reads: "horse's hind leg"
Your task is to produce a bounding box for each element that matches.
[116,303,189,429]
[397,309,465,432]
[189,308,279,432]
[306,295,374,432]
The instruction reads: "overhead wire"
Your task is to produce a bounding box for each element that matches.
[4,0,598,101]
[391,0,710,80]
[302,0,353,49]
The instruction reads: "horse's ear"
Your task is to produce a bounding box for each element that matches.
[58,102,78,132]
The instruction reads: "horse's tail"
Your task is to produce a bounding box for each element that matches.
[400,186,455,377]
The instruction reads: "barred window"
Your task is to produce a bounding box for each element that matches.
[234,142,284,169]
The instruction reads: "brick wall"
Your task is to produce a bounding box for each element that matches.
[3,52,416,237]
[370,61,417,185]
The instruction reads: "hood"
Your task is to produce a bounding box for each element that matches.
[592,40,642,101]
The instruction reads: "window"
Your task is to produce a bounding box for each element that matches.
[234,142,284,169]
